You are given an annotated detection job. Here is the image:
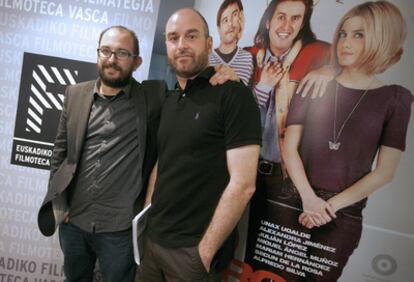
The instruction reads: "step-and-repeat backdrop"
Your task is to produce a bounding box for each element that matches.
[0,0,160,281]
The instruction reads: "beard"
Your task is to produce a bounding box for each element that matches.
[168,49,209,78]
[98,62,133,88]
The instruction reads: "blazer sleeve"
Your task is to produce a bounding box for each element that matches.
[38,85,72,237]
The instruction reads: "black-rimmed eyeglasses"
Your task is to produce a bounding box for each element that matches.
[97,48,137,60]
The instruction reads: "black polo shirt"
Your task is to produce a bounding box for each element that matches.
[147,67,261,248]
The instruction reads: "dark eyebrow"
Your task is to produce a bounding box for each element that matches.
[166,29,201,37]
[166,31,177,36]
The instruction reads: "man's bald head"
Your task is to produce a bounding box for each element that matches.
[166,8,210,38]
[165,8,213,83]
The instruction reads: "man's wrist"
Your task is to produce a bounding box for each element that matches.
[198,239,213,258]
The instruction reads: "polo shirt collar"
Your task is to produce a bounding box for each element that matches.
[174,66,215,92]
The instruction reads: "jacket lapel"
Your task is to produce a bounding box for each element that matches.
[73,82,95,162]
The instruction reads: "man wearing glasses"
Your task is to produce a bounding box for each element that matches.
[37,26,162,281]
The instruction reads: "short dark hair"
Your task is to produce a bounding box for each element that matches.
[98,25,140,55]
[216,0,244,27]
[254,0,316,49]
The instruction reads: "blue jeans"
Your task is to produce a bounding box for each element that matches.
[59,222,136,282]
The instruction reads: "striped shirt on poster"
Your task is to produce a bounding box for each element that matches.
[209,47,254,87]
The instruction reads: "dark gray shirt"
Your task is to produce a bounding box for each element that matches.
[68,80,142,233]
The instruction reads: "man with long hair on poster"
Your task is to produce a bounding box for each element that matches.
[243,0,332,280]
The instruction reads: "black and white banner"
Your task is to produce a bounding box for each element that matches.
[11,52,97,169]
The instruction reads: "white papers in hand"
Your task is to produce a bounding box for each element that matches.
[132,204,151,265]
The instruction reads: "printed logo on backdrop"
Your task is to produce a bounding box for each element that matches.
[371,254,397,277]
[11,52,97,170]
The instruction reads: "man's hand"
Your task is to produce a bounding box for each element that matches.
[144,162,158,208]
[258,61,283,88]
[296,65,335,98]
[210,64,240,85]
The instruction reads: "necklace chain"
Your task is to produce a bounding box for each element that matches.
[329,80,374,150]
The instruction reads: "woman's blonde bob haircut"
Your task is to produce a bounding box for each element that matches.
[331,1,406,75]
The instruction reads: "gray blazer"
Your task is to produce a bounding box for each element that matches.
[37,78,166,236]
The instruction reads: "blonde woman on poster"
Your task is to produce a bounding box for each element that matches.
[283,1,413,280]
